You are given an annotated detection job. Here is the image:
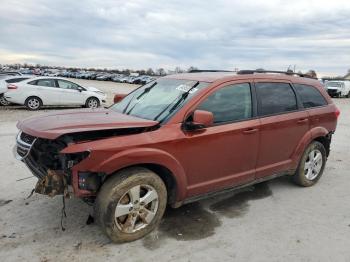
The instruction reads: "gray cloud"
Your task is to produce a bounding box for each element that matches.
[0,0,350,75]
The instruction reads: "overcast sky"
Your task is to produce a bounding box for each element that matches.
[0,0,350,76]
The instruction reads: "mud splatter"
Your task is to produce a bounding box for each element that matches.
[209,182,272,218]
[0,199,12,207]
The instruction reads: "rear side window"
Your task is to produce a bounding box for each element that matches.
[256,82,297,116]
[294,84,327,108]
[197,83,252,124]
[36,79,56,88]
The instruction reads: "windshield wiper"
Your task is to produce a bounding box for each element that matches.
[123,82,157,114]
[153,81,199,122]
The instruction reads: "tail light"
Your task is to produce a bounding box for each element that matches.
[335,108,340,119]
[7,84,18,90]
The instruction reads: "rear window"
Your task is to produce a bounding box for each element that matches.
[5,78,29,83]
[294,84,327,108]
[256,82,297,116]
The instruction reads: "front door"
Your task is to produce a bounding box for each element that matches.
[56,79,84,105]
[174,82,260,197]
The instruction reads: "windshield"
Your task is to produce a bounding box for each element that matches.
[111,78,209,122]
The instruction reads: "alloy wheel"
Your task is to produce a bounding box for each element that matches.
[304,149,323,180]
[88,98,99,109]
[0,96,10,106]
[27,98,40,110]
[114,185,159,233]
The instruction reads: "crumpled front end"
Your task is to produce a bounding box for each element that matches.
[14,131,93,198]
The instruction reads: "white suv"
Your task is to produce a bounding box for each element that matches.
[5,77,107,110]
[325,80,350,98]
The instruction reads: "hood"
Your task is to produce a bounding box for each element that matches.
[17,108,159,139]
[85,86,103,92]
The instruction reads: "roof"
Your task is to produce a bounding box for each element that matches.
[164,71,322,86]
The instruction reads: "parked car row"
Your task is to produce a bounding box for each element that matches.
[1,75,106,110]
[57,71,156,84]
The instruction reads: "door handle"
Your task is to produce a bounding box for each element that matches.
[297,118,309,124]
[243,128,259,134]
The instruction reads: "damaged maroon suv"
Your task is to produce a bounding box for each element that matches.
[14,70,339,243]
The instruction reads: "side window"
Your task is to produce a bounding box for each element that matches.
[28,80,38,85]
[36,79,56,88]
[256,82,297,116]
[57,80,80,90]
[197,83,252,124]
[294,84,327,108]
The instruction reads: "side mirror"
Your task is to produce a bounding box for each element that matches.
[114,93,127,103]
[184,110,214,131]
[77,87,84,92]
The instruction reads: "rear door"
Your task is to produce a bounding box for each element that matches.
[35,79,60,105]
[254,80,310,179]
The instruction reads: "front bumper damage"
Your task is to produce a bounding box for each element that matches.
[14,131,98,198]
[34,169,69,197]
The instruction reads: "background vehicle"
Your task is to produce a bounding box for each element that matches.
[0,76,31,106]
[5,77,106,110]
[14,70,338,243]
[325,80,350,97]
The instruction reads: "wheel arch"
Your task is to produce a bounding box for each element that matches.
[76,147,188,203]
[291,126,332,168]
[105,163,178,205]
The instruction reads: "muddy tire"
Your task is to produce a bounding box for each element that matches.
[25,96,42,110]
[293,141,326,187]
[94,167,167,243]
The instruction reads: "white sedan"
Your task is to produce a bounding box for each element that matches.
[0,75,32,106]
[4,77,107,110]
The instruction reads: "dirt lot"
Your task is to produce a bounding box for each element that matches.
[0,81,349,262]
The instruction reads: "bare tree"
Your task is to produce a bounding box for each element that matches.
[187,66,198,72]
[156,68,166,76]
[174,67,184,74]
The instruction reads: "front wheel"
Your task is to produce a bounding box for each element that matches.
[94,168,167,243]
[293,141,326,187]
[85,97,100,109]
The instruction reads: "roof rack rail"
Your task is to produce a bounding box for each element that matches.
[188,70,234,73]
[237,69,316,79]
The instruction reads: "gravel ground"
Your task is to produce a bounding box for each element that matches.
[0,81,349,262]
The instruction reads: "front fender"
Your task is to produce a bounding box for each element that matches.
[72,147,188,201]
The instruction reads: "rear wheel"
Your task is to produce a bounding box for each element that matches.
[95,167,167,243]
[0,94,11,106]
[85,97,100,109]
[346,91,350,98]
[25,96,42,110]
[293,141,326,187]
